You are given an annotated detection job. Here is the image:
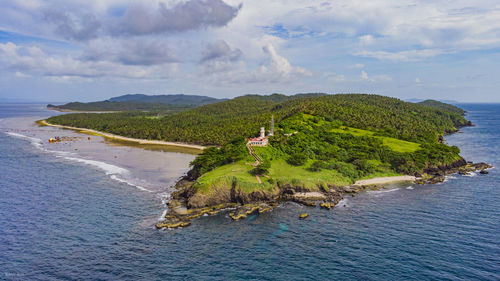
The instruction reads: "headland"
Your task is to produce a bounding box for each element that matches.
[41,94,492,229]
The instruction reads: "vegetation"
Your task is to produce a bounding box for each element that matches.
[48,102,194,112]
[418,99,466,115]
[46,93,470,193]
[47,93,468,145]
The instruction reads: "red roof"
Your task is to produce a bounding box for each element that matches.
[249,137,266,141]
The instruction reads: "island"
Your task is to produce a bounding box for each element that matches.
[44,93,491,228]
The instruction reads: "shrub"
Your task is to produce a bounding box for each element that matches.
[251,161,271,175]
[287,152,308,166]
[309,160,326,172]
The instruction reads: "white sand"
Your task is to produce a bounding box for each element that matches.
[353,175,416,186]
[293,192,327,200]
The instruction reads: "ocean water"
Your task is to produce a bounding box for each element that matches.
[0,104,499,280]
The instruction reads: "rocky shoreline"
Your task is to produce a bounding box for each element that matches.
[156,159,492,230]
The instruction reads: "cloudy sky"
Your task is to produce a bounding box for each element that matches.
[1,0,499,102]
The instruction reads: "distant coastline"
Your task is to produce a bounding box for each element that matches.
[38,119,206,151]
[47,106,120,113]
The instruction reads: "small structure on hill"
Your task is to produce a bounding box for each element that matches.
[248,115,274,146]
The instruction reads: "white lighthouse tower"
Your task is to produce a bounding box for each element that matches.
[248,116,274,146]
[260,127,265,138]
[269,115,274,136]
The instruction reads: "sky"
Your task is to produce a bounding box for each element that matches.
[0,0,499,103]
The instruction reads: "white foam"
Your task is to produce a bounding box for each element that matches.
[337,198,348,207]
[464,172,477,177]
[59,155,153,192]
[159,209,168,221]
[63,156,128,175]
[159,192,171,205]
[406,186,414,190]
[5,131,155,193]
[5,132,44,149]
[109,175,153,192]
[368,188,400,194]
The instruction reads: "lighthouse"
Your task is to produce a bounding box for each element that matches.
[269,115,274,136]
[248,116,274,146]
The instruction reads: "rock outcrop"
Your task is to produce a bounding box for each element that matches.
[156,160,492,230]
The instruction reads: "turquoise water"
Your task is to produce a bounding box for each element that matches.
[0,104,499,280]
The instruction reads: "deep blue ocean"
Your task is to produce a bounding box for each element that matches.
[0,103,499,280]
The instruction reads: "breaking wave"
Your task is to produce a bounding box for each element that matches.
[4,131,153,193]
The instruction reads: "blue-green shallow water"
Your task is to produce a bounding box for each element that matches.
[0,104,499,280]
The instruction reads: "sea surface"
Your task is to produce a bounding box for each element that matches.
[0,103,499,280]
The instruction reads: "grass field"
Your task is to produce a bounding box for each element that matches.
[194,158,354,194]
[331,126,420,153]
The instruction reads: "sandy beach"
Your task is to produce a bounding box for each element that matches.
[39,120,206,151]
[353,175,416,186]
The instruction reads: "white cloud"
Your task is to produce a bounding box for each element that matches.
[323,72,346,82]
[349,63,365,69]
[360,70,391,82]
[81,38,178,65]
[1,0,500,100]
[14,71,30,78]
[361,70,369,81]
[356,49,448,62]
[358,35,374,45]
[200,40,242,62]
[199,43,312,84]
[0,42,178,79]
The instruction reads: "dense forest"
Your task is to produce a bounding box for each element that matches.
[47,94,469,145]
[418,99,466,115]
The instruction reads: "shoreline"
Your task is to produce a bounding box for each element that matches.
[47,106,120,113]
[353,175,416,186]
[156,174,419,229]
[38,120,206,151]
[157,160,491,229]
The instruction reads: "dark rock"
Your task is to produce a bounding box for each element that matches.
[473,163,492,171]
[415,179,426,185]
[320,202,335,210]
[428,175,446,184]
[480,170,489,174]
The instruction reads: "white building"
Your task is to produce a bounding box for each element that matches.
[248,116,274,146]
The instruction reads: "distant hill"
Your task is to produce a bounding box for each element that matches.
[418,99,466,115]
[108,94,224,106]
[406,98,459,104]
[47,94,225,112]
